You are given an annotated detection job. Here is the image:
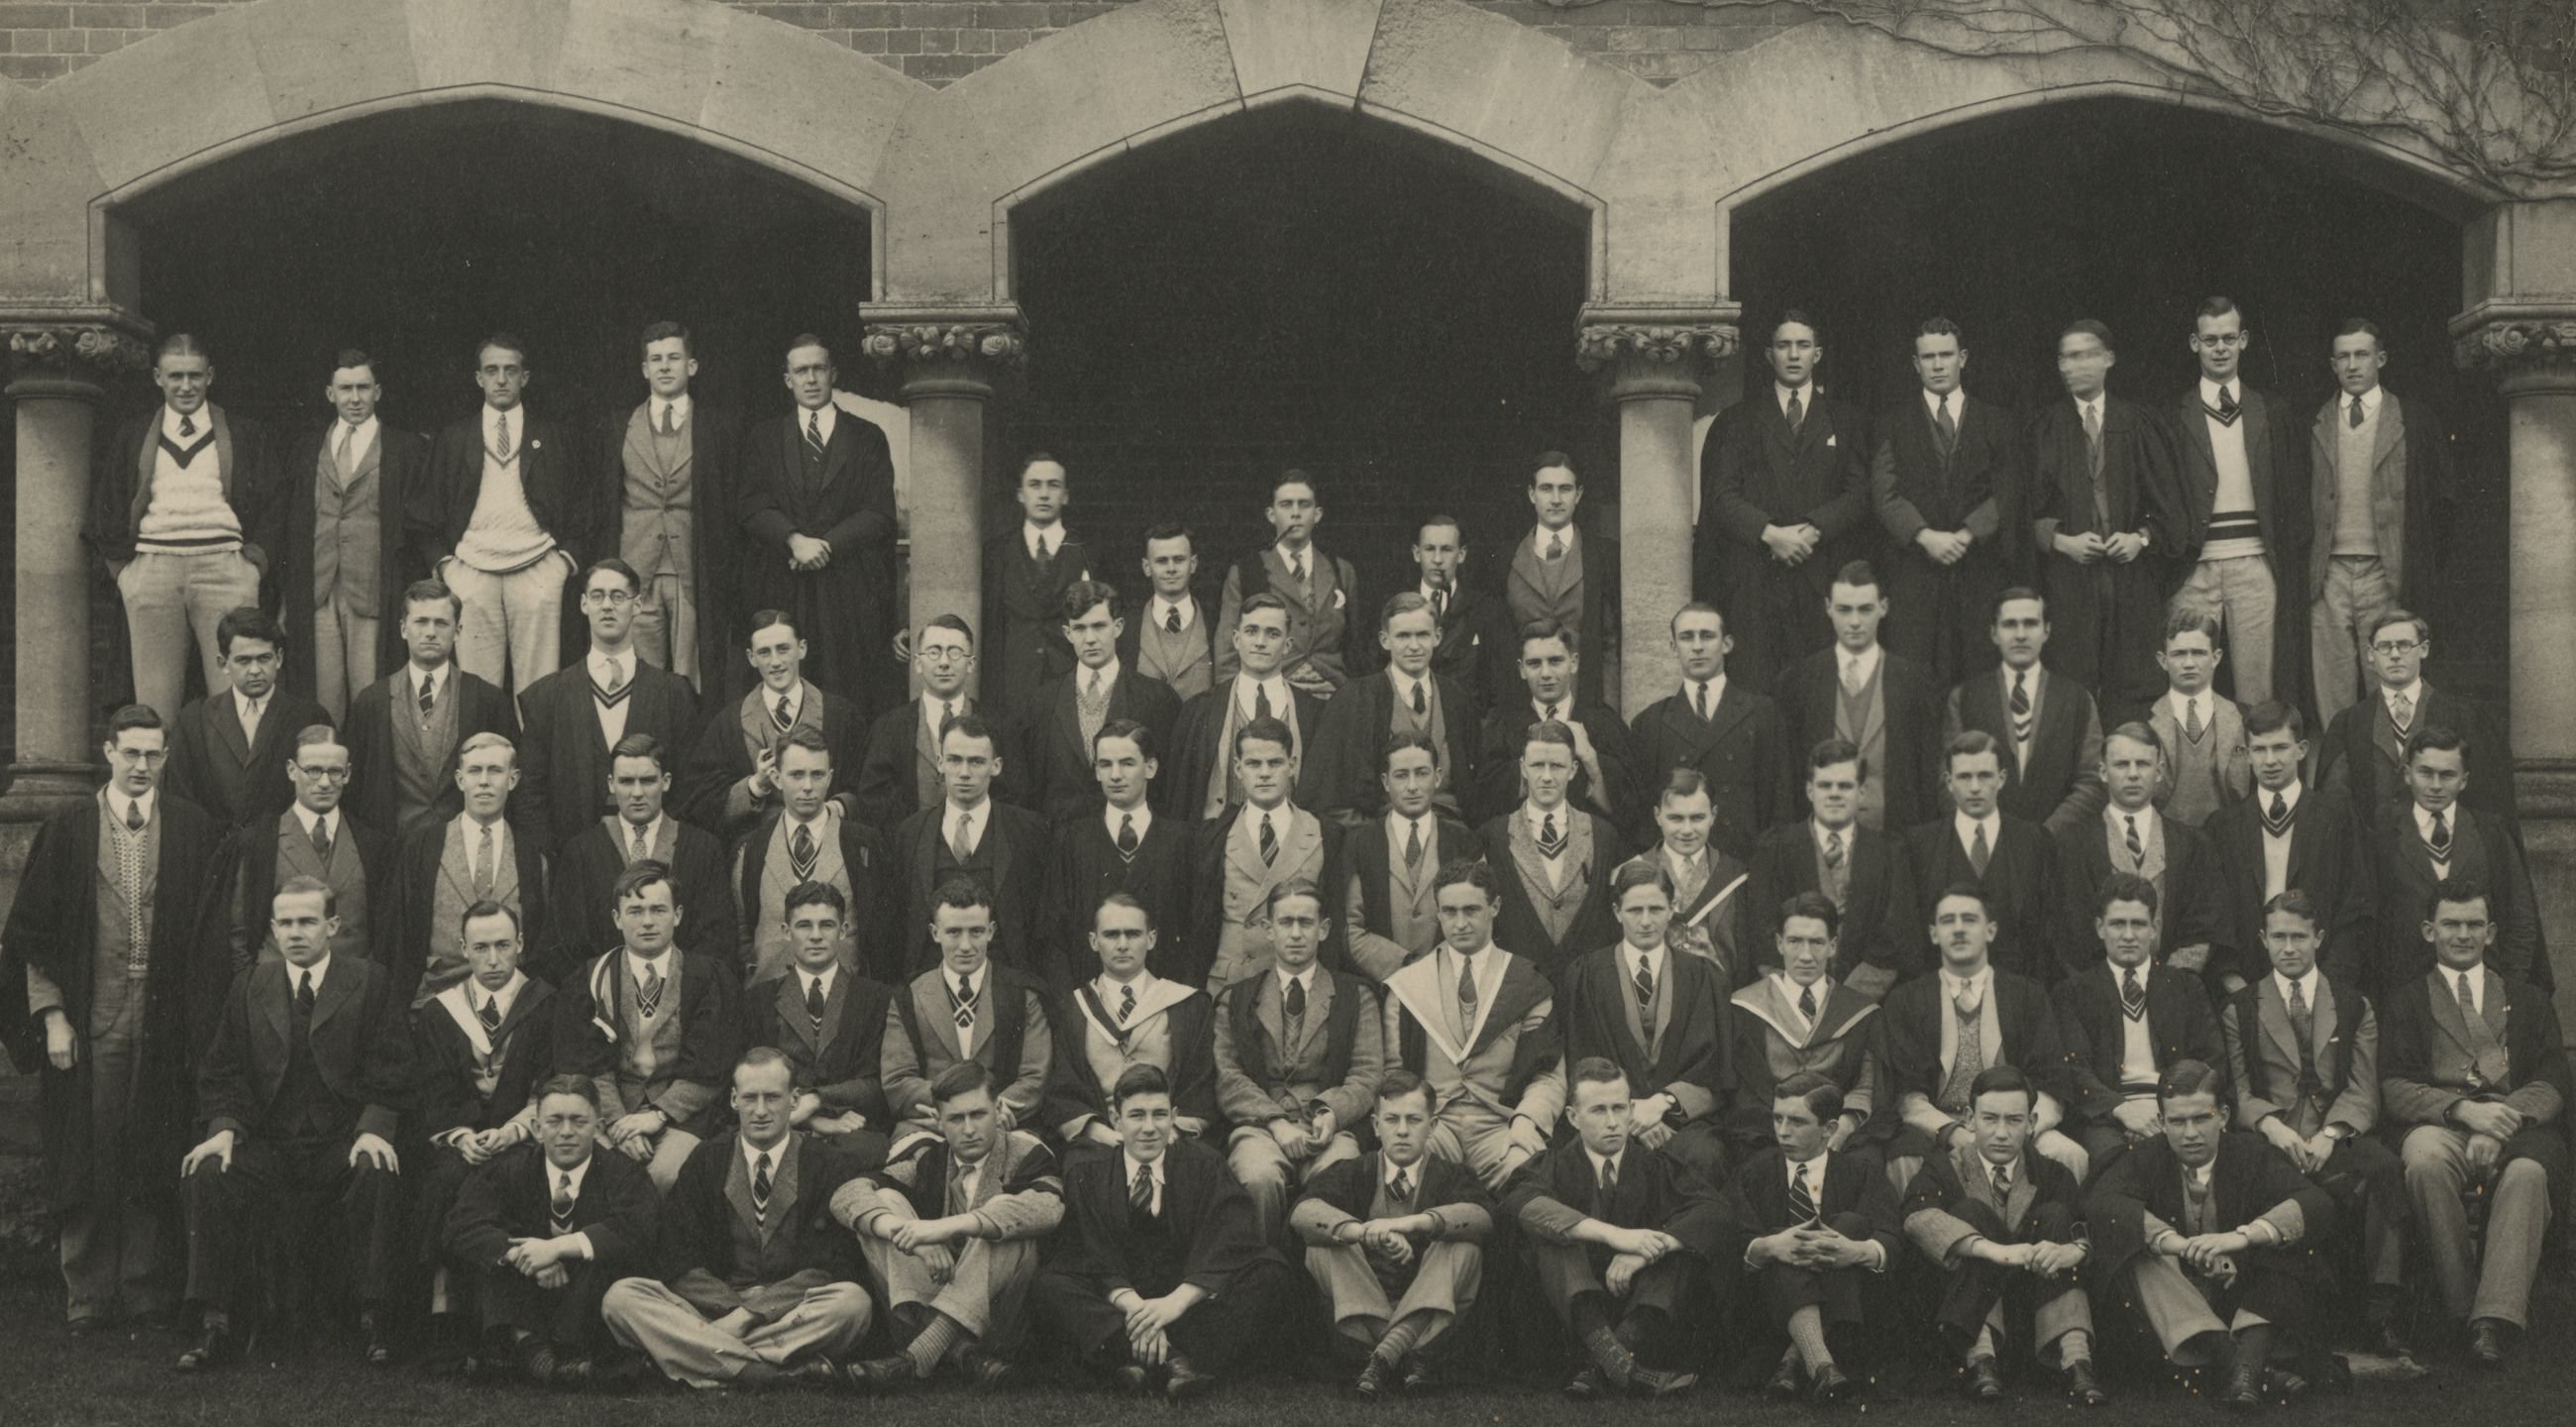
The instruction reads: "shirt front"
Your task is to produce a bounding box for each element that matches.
[2164,690,2212,738]
[330,415,380,474]
[941,963,987,1054]
[2450,961,2488,1017]
[1776,381,1813,418]
[1521,801,1575,882]
[1149,594,1194,632]
[477,968,528,1027]
[2110,959,2160,1087]
[590,650,634,745]
[1771,970,1822,1041]
[2259,780,2303,899]
[1388,670,1433,720]
[1385,811,1433,873]
[286,950,335,1001]
[1121,1150,1165,1215]
[1274,964,1318,1013]
[2383,679,2425,724]
[1076,658,1122,700]
[105,789,157,831]
[1024,520,1059,562]
[944,800,989,858]
[1681,674,1727,714]
[765,680,808,730]
[1784,1147,1830,1195]
[2274,968,2320,1020]
[616,815,666,861]
[234,687,271,738]
[290,805,341,845]
[1621,943,1666,997]
[799,402,839,447]
[1922,387,1963,427]
[2412,803,2456,865]
[1584,1146,1624,1195]
[1953,811,2002,863]
[411,661,452,711]
[1233,674,1293,724]
[651,394,692,433]
[623,948,676,1003]
[741,1134,789,1185]
[1104,801,1152,845]
[1837,643,1881,694]
[801,964,838,1010]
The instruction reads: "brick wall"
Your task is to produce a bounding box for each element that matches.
[0,0,1811,86]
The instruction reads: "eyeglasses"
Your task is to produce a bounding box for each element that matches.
[2192,333,2247,348]
[294,766,353,782]
[2370,638,2421,656]
[583,590,637,606]
[110,747,168,765]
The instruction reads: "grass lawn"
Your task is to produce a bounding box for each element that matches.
[2,1270,2569,1427]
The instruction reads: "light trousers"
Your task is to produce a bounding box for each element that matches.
[311,595,381,722]
[118,549,262,724]
[631,572,698,691]
[1228,1126,1360,1244]
[446,552,571,701]
[2402,1125,2552,1327]
[2170,554,2277,709]
[1305,1238,1480,1350]
[2310,555,2394,733]
[601,1276,871,1388]
[863,1235,1037,1348]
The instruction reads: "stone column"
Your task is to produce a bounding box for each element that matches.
[860,306,1027,701]
[1577,307,1739,717]
[4,319,150,814]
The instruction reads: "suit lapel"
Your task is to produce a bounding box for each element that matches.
[309,959,360,1038]
[258,965,292,1061]
[213,702,252,766]
[777,975,822,1053]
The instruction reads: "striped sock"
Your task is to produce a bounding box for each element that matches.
[908,1312,964,1375]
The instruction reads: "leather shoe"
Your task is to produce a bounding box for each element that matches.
[2266,1367,2311,1404]
[2364,1316,2417,1360]
[1563,1366,1606,1399]
[2468,1318,2509,1368]
[1812,1362,1856,1404]
[1354,1357,1391,1398]
[2223,1354,2263,1412]
[956,1346,1015,1389]
[1581,1325,1640,1389]
[514,1338,560,1387]
[1109,1363,1151,1395]
[853,1355,915,1389]
[67,1315,113,1338]
[551,1357,597,1390]
[174,1322,238,1372]
[1397,1353,1435,1394]
[2068,1358,2108,1406]
[1163,1353,1217,1401]
[359,1311,393,1368]
[1766,1354,1805,1400]
[1963,1356,2004,1401]
[786,1357,847,1389]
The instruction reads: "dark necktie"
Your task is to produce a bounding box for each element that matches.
[1455,956,1479,1028]
[2349,395,2366,430]
[1032,535,1053,581]
[1545,532,1564,562]
[1388,1168,1412,1206]
[2123,814,2144,867]
[418,673,436,722]
[636,964,665,1019]
[1596,1155,1618,1207]
[1990,1160,2012,1199]
[125,799,146,833]
[2428,811,2452,859]
[1822,827,1847,905]
[310,816,332,863]
[1284,974,1307,1030]
[1933,397,1957,458]
[806,974,828,1033]
[1632,955,1655,1013]
[1411,681,1428,718]
[1538,813,1564,860]
[1258,814,1278,866]
[2208,385,2240,426]
[550,1173,576,1234]
[1788,1161,1818,1223]
[1797,983,1819,1021]
[631,823,653,864]
[2121,965,2147,1020]
[805,409,823,455]
[179,413,198,439]
[492,412,511,462]
[791,823,817,881]
[2265,793,2295,837]
[752,1151,774,1218]
[2184,698,2205,744]
[1403,819,1425,872]
[663,402,680,436]
[1785,389,1805,434]
[295,969,316,1017]
[1116,813,1138,857]
[2084,401,2104,482]
[1253,684,1274,724]
[479,994,501,1033]
[1119,982,1137,1025]
[1165,604,1182,635]
[2009,671,2033,748]
[1968,821,1991,876]
[1288,552,1306,588]
[2285,978,2323,1096]
[1130,1162,1154,1214]
[773,692,794,732]
[952,972,977,1030]
[1691,681,1709,721]
[1432,589,1448,624]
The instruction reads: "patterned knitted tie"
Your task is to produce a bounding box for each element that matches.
[551,1173,576,1235]
[1822,828,1847,905]
[1968,821,1991,877]
[1545,532,1564,562]
[2264,793,2295,838]
[1538,813,1564,860]
[1116,813,1138,858]
[630,823,652,864]
[2123,815,2144,869]
[752,1151,774,1222]
[952,972,977,1031]
[1788,1161,1818,1223]
[773,691,794,732]
[1079,670,1109,749]
[950,812,974,865]
[1632,954,1655,1013]
[636,964,665,1019]
[179,413,197,440]
[790,823,817,881]
[1130,1162,1154,1214]
[1455,956,1479,1036]
[806,974,828,1035]
[1258,814,1278,866]
[2120,966,2147,1021]
[480,993,502,1034]
[2009,671,2033,750]
[1288,552,1306,589]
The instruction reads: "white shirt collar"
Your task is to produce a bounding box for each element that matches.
[920,690,962,731]
[2448,962,2488,1014]
[2076,393,2104,423]
[551,1153,593,1201]
[483,404,520,442]
[802,963,838,1000]
[2413,802,2456,844]
[1664,844,1709,877]
[1838,643,1880,684]
[1683,673,1727,707]
[105,789,157,829]
[1234,673,1291,717]
[1122,1150,1164,1195]
[412,661,452,700]
[1389,668,1430,708]
[742,1134,788,1177]
[459,812,509,855]
[1276,963,1317,998]
[1024,520,1059,559]
[1773,969,1827,1013]
[2165,689,2208,726]
[942,961,985,1000]
[2106,803,2158,838]
[1584,1145,1623,1183]
[334,413,379,450]
[1531,696,1570,725]
[1105,801,1151,841]
[624,947,675,991]
[651,393,692,428]
[947,799,988,847]
[1922,387,1961,420]
[1150,594,1194,629]
[162,404,209,437]
[1623,940,1665,981]
[2347,384,2384,418]
[590,649,630,686]
[1786,1148,1829,1188]
[764,679,806,725]
[286,951,335,996]
[1811,819,1851,852]
[2273,967,2319,1007]
[477,970,528,1021]
[1078,659,1121,696]
[619,814,665,850]
[1941,963,1993,999]
[1386,809,1430,844]
[1384,1153,1421,1188]
[291,805,339,840]
[1522,800,1570,836]
[1776,381,1813,413]
[2200,378,2239,409]
[2186,1158,2216,1188]
[234,686,269,723]
[2265,780,2305,818]
[800,401,838,442]
[2384,679,2424,714]
[1954,810,2001,849]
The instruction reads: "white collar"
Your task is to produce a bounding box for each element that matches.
[460,811,508,845]
[650,393,692,425]
[1530,696,1570,725]
[1954,810,2001,847]
[1683,673,1727,706]
[1150,593,1194,628]
[946,799,989,838]
[1275,963,1317,997]
[285,951,335,995]
[2413,802,2457,841]
[799,402,837,439]
[1384,1153,1423,1188]
[589,648,632,685]
[1523,800,1572,834]
[800,963,838,999]
[1246,802,1293,840]
[161,404,210,437]
[234,686,270,721]
[1776,382,1813,413]
[1386,809,1432,843]
[1534,522,1573,552]
[1772,969,1828,1012]
[1810,820,1851,852]
[2166,689,2209,723]
[2264,780,2304,817]
[475,970,528,1020]
[920,691,963,730]
[1922,387,1960,419]
[411,661,452,697]
[291,805,339,839]
[1417,580,1453,605]
[1623,941,1665,979]
[483,403,521,436]
[2346,385,2385,417]
[619,814,665,849]
[334,414,379,446]
[2447,962,2488,1014]
[784,805,832,841]
[1122,1150,1164,1188]
[1105,801,1151,840]
[1584,1146,1623,1183]
[2108,955,2153,983]
[624,947,675,990]
[2200,378,2240,408]
[1234,673,1291,714]
[2075,392,2105,420]
[1389,668,1431,705]
[2384,679,2425,712]
[2106,803,2158,836]
[1941,963,1993,998]
[551,1153,593,1201]
[2273,967,2319,1006]
[1444,943,1489,975]
[742,1134,789,1177]
[2003,661,2040,692]
[1024,520,1060,557]
[1077,659,1121,695]
[942,961,986,1000]
[1094,971,1159,1015]
[1838,643,1880,679]
[763,680,806,723]
[105,789,156,829]
[1786,1148,1829,1187]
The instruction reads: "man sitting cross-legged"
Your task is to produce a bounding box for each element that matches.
[1290,1068,1495,1398]
[1505,1055,1737,1400]
[832,1060,1066,1391]
[1727,1070,1900,1404]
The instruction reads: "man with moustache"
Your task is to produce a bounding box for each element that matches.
[1341,732,1476,984]
[2052,876,2225,1172]
[1748,741,1910,997]
[1627,604,1792,861]
[342,579,520,839]
[515,559,701,856]
[1125,522,1217,703]
[740,883,893,1162]
[2309,320,2455,729]
[1166,595,1325,822]
[554,863,735,1191]
[855,614,986,832]
[736,335,899,713]
[231,724,389,969]
[982,454,1096,726]
[284,348,427,720]
[1772,561,1941,834]
[421,333,585,699]
[679,610,871,842]
[161,606,333,832]
[881,882,1057,1150]
[1697,311,1872,694]
[1871,318,2020,690]
[2145,612,2253,829]
[550,731,738,972]
[1495,455,1621,710]
[1302,593,1477,829]
[2053,723,2228,985]
[1019,582,1181,827]
[2208,703,2374,991]
[384,731,555,1001]
[1047,719,1197,986]
[596,321,733,693]
[1556,862,1734,1185]
[1943,590,2106,840]
[1215,471,1367,699]
[1725,896,1889,1159]
[1047,896,1220,1154]
[1728,1070,1900,1403]
[2168,298,2305,713]
[728,729,889,984]
[1471,618,1637,828]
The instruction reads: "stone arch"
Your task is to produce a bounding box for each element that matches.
[4,0,926,311]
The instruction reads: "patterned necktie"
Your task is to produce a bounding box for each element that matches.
[1691,681,1709,721]
[1079,670,1108,746]
[1941,984,1985,1108]
[636,964,666,1018]
[1785,389,1805,435]
[2265,793,2294,837]
[790,822,817,881]
[1632,954,1655,1013]
[1389,1168,1412,1206]
[1288,553,1306,588]
[2285,978,2322,1096]
[805,409,823,455]
[1538,813,1564,860]
[1117,813,1138,857]
[1284,975,1307,1035]
[2349,395,2365,430]
[2184,698,2205,744]
[1797,983,1819,1021]
[295,969,316,1017]
[2392,693,2415,738]
[1823,827,1846,876]
[1404,819,1425,872]
[2123,815,2144,868]
[1432,590,1448,625]
[1968,821,1991,876]
[179,412,198,439]
[950,812,974,865]
[1933,397,1958,458]
[1258,813,1278,866]
[334,424,356,483]
[311,816,333,864]
[752,1151,774,1219]
[475,824,496,899]
[663,402,680,436]
[1545,532,1564,561]
[2121,965,2147,1020]
[2428,811,2452,860]
[1118,982,1137,1025]
[1411,682,1428,718]
[1253,684,1274,724]
[493,412,511,462]
[806,974,828,1033]
[551,1173,576,1234]
[1130,1162,1154,1214]
[480,993,502,1033]
[601,657,626,699]
[1596,1155,1618,1206]
[2210,385,2240,426]
[1031,533,1052,580]
[418,672,436,723]
[1455,955,1480,1032]
[1991,1160,2012,1199]
[953,972,977,1030]
[1165,604,1182,635]
[631,823,652,864]
[2009,671,2033,749]
[1788,1161,1818,1223]
[773,691,794,732]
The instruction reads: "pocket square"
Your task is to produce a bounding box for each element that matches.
[1825,434,1837,447]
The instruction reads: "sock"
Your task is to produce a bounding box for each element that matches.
[2058,1329,2093,1367]
[907,1311,964,1375]
[1372,1312,1429,1367]
[1787,1305,1832,1373]
[942,1329,979,1367]
[1968,1323,1996,1364]
[2234,1324,2274,1373]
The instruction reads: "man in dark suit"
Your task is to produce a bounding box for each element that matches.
[2309,319,2455,731]
[1749,739,1910,996]
[1472,617,1637,828]
[1728,1070,1900,1403]
[1193,717,1347,989]
[2379,877,2569,1368]
[1624,768,1756,985]
[1,705,234,1332]
[740,882,893,1163]
[1556,862,1734,1184]
[678,609,871,842]
[890,715,1050,979]
[443,1074,659,1387]
[553,863,735,1191]
[1020,581,1181,827]
[550,731,738,975]
[982,453,1094,728]
[1214,470,1368,699]
[2216,890,2415,1359]
[1047,719,1196,986]
[1495,453,1621,710]
[2209,703,2373,991]
[1943,589,2106,839]
[2083,1060,2335,1406]
[162,606,333,832]
[1899,732,2062,985]
[384,731,555,1001]
[284,349,428,720]
[2027,320,2188,716]
[595,321,733,696]
[1628,603,1792,861]
[1046,895,1221,1154]
[1480,722,1622,982]
[230,724,391,970]
[515,559,701,855]
[1773,561,1940,833]
[2051,874,2224,1171]
[599,1048,874,1388]
[1871,318,2021,692]
[1410,513,1508,710]
[856,613,985,834]
[735,335,899,714]
[1342,731,1474,983]
[1126,521,1218,704]
[1898,1065,2105,1404]
[343,579,520,840]
[85,332,279,725]
[2054,722,2228,984]
[1697,311,1872,695]
[1507,1056,1737,1399]
[1165,594,1325,823]
[1302,593,1477,828]
[730,728,891,984]
[412,901,556,1353]
[421,333,586,701]
[2370,725,2544,998]
[1033,1062,1294,1400]
[176,877,410,1371]
[2168,297,2307,713]
[2318,607,2518,838]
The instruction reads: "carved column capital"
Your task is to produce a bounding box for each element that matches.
[1576,303,1740,400]
[859,303,1028,399]
[3,312,154,398]
[2451,303,2576,393]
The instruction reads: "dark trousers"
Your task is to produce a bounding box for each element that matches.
[184,1137,402,1319]
[476,1259,622,1353]
[1929,1199,2087,1352]
[1526,1237,1704,1366]
[415,1142,478,1267]
[2311,1134,2410,1288]
[1030,1259,1295,1376]
[1754,1211,1882,1330]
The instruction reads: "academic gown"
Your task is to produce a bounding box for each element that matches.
[342,665,519,836]
[672,681,871,843]
[162,690,336,831]
[512,656,700,854]
[1627,681,1792,860]
[1046,812,1197,988]
[1015,666,1182,827]
[549,818,740,973]
[734,410,901,714]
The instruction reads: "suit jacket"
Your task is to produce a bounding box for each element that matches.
[890,800,1051,977]
[422,409,588,650]
[590,400,738,694]
[1213,967,1384,1133]
[85,403,284,601]
[385,814,558,997]
[676,681,872,843]
[736,409,901,713]
[514,656,700,853]
[2146,693,2253,825]
[2379,965,2571,1184]
[231,810,392,970]
[1217,544,1372,691]
[1300,669,1479,826]
[1627,681,1793,859]
[1726,1145,1899,1257]
[1424,580,1511,712]
[741,968,894,1127]
[445,1141,658,1273]
[1882,966,2073,1121]
[551,817,739,973]
[2051,810,2230,984]
[1557,944,1732,1128]
[2169,383,2308,707]
[2026,392,2189,708]
[413,975,557,1140]
[656,1132,868,1312]
[162,690,335,830]
[1188,803,1349,975]
[1504,1138,1736,1258]
[883,963,1053,1131]
[1051,1136,1282,1294]
[1746,820,1911,983]
[1294,1150,1492,1234]
[197,954,412,1142]
[1046,810,1196,987]
[1341,813,1475,983]
[1488,527,1621,710]
[2051,960,2223,1127]
[2084,1132,2332,1342]
[1697,388,1872,692]
[852,695,1001,834]
[1898,814,2061,984]
[727,809,891,982]
[1162,681,1327,824]
[1870,391,2022,686]
[1043,981,1220,1138]
[2308,390,2454,616]
[1945,665,2106,837]
[1017,664,1181,826]
[1471,697,1638,828]
[2318,683,2519,838]
[342,664,520,837]
[1119,587,1221,704]
[1479,810,1622,982]
[281,420,431,696]
[2220,970,2378,1138]
[2370,801,2545,994]
[2207,783,2373,987]
[555,948,737,1136]
[1902,1140,2084,1263]
[981,527,1095,726]
[1774,644,1942,831]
